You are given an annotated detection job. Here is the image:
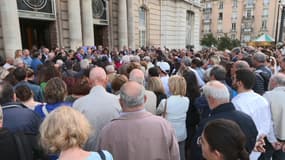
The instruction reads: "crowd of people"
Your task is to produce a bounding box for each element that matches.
[0,44,285,160]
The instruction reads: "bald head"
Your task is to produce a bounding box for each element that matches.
[120,81,145,108]
[129,69,145,85]
[231,60,250,75]
[202,80,230,108]
[89,67,107,87]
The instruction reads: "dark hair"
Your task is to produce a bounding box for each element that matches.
[182,69,200,102]
[45,77,67,104]
[13,67,27,81]
[148,67,160,77]
[15,85,33,102]
[235,69,255,89]
[63,77,90,95]
[0,81,14,105]
[203,119,249,160]
[210,65,227,81]
[37,62,61,84]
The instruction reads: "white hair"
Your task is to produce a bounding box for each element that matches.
[120,83,145,108]
[202,81,230,102]
[105,64,115,73]
[80,59,90,70]
[122,55,130,64]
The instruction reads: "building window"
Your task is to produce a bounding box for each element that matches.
[139,7,147,47]
[246,9,252,17]
[244,35,251,42]
[206,2,212,8]
[232,11,237,20]
[232,23,236,31]
[219,12,223,20]
[262,20,267,30]
[204,24,210,33]
[219,1,223,9]
[231,34,236,39]
[263,0,269,5]
[233,0,238,8]
[186,11,194,45]
[218,24,223,32]
[262,8,268,17]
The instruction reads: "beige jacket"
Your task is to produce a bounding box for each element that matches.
[98,110,180,160]
[263,86,285,141]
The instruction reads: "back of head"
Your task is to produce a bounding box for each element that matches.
[89,67,107,86]
[15,85,33,102]
[168,75,187,96]
[0,81,14,105]
[203,119,249,160]
[111,74,128,93]
[253,52,266,63]
[129,69,145,85]
[234,60,250,70]
[268,73,285,90]
[0,56,5,66]
[120,81,145,108]
[210,55,221,65]
[45,77,67,104]
[80,59,90,70]
[235,69,255,90]
[202,80,230,103]
[181,57,192,67]
[14,67,27,81]
[210,65,227,81]
[40,106,91,153]
[148,67,159,77]
[147,77,165,94]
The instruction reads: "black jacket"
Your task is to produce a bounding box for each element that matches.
[189,102,258,160]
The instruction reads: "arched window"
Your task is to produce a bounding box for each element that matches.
[139,7,147,47]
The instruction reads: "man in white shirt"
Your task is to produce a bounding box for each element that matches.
[231,69,277,160]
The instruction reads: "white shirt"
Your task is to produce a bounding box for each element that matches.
[232,90,276,160]
[188,67,205,87]
[160,75,170,97]
[157,95,189,142]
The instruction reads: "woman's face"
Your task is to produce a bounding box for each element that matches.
[200,132,220,160]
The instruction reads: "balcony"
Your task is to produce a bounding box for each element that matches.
[242,16,254,21]
[203,19,212,24]
[242,27,253,33]
[203,8,212,13]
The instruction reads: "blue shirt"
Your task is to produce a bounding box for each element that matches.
[31,58,43,73]
[34,102,73,119]
[22,56,32,67]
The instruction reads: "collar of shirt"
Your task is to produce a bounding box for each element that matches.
[210,102,235,116]
[120,109,146,116]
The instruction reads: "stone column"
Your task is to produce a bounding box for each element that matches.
[81,0,94,46]
[127,0,135,49]
[0,0,22,58]
[68,0,83,50]
[118,0,128,49]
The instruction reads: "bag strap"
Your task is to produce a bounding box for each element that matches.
[162,99,167,118]
[98,150,106,160]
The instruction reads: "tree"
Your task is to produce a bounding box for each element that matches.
[217,36,232,50]
[200,33,218,47]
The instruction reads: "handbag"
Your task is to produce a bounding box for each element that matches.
[162,99,167,118]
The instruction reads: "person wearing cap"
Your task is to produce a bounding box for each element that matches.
[157,61,171,97]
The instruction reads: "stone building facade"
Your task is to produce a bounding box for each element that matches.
[0,0,201,58]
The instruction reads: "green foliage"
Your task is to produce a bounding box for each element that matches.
[200,33,218,47]
[201,34,241,50]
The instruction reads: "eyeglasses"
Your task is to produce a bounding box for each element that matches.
[197,136,202,146]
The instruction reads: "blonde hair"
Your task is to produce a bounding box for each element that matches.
[147,77,165,94]
[168,75,187,96]
[40,107,91,153]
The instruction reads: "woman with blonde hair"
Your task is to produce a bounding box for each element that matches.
[156,75,189,160]
[40,106,113,160]
[147,77,167,107]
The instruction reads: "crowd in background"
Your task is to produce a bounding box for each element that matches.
[0,43,285,160]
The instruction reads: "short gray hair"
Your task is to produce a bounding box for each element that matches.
[181,57,192,66]
[202,80,230,102]
[253,52,266,63]
[120,83,145,108]
[270,73,285,87]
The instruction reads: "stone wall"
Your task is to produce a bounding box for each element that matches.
[161,0,201,49]
[111,0,119,48]
[57,0,70,48]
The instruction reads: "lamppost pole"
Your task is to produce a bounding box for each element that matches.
[279,4,285,42]
[275,0,281,43]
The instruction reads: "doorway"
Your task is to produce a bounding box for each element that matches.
[94,25,108,47]
[20,18,52,50]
